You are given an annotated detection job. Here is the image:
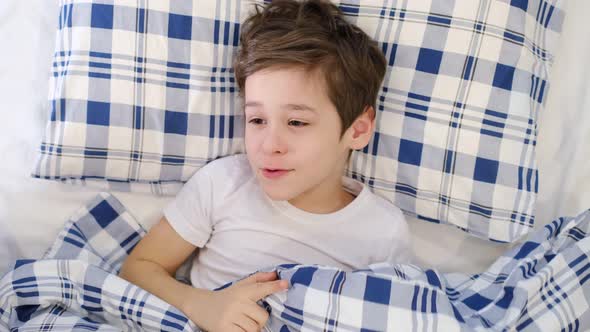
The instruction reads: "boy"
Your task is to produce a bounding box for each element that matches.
[120,0,411,331]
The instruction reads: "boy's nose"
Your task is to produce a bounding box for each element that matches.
[262,126,287,155]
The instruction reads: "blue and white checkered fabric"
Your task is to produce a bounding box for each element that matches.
[0,193,197,331]
[33,0,566,242]
[1,193,589,331]
[268,211,590,331]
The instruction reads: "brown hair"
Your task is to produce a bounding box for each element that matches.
[233,0,387,136]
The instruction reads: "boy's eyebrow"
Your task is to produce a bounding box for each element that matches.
[244,101,261,108]
[244,101,317,113]
[283,103,317,113]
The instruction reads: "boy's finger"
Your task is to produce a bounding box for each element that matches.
[237,271,277,286]
[248,279,289,301]
[235,314,260,332]
[244,302,270,327]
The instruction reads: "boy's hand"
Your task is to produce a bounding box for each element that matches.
[188,271,289,332]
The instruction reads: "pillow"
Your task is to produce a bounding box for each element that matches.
[33,0,566,242]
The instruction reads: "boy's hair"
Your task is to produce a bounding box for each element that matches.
[234,0,387,136]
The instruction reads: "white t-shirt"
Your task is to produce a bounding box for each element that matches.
[164,154,411,290]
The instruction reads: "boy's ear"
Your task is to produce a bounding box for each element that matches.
[346,106,375,150]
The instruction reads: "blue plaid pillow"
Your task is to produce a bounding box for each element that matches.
[33,0,566,242]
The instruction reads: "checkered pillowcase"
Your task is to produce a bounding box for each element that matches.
[33,0,566,242]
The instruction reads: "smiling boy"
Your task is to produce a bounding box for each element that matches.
[120,1,411,331]
[244,67,363,212]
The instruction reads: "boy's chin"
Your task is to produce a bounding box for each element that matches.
[263,190,293,202]
[261,186,297,202]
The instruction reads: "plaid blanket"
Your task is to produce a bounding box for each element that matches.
[1,193,589,331]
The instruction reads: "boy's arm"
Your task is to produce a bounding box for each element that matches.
[119,216,209,314]
[119,216,288,332]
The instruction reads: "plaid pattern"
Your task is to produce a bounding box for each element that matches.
[33,0,566,241]
[0,193,197,331]
[268,209,590,331]
[2,193,589,331]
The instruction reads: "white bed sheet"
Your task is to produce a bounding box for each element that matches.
[0,0,588,276]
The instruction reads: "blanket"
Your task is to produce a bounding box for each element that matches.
[1,192,589,331]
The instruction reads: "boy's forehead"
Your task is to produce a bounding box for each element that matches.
[244,101,318,114]
[244,67,330,103]
[247,65,328,89]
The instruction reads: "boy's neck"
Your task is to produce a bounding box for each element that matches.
[287,177,355,214]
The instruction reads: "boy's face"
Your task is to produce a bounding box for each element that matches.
[243,66,352,202]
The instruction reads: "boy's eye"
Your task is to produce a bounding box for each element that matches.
[248,118,265,125]
[288,120,308,127]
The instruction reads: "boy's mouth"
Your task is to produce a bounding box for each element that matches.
[261,168,292,179]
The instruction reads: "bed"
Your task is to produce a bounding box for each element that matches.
[1,0,589,331]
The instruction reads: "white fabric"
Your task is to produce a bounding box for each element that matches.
[164,154,411,290]
[535,0,590,224]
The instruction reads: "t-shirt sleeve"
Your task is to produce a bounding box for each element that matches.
[163,166,215,248]
[386,208,414,265]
